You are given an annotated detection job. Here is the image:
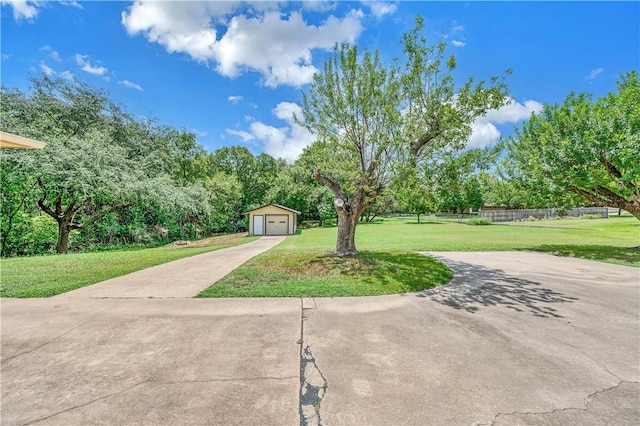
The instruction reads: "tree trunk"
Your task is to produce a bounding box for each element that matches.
[336,210,358,257]
[417,213,421,223]
[57,219,71,254]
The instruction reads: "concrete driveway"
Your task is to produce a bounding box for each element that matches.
[1,251,638,425]
[56,236,286,298]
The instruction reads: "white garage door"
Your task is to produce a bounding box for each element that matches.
[265,215,288,235]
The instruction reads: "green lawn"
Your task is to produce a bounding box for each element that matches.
[197,250,452,298]
[3,216,638,298]
[0,235,258,298]
[198,215,639,298]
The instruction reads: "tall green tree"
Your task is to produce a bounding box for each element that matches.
[505,71,640,219]
[0,76,183,253]
[301,16,509,256]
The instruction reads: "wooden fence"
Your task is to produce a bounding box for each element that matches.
[478,207,609,222]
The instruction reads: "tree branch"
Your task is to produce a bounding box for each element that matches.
[312,167,346,200]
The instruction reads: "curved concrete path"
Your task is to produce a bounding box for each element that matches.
[2,251,639,425]
[56,236,285,299]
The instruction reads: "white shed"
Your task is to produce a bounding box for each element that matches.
[244,204,300,236]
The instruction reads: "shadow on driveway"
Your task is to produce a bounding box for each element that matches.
[417,256,578,318]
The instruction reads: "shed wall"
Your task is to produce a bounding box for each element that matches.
[248,206,297,235]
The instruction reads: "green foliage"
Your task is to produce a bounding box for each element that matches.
[580,214,603,219]
[468,217,492,226]
[505,71,640,219]
[1,76,262,256]
[300,15,510,255]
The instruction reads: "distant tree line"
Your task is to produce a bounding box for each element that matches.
[2,67,637,257]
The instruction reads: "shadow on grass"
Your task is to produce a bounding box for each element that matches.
[527,245,640,267]
[417,256,578,318]
[353,251,452,292]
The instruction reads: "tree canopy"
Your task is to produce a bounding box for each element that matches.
[505,71,640,219]
[300,16,510,256]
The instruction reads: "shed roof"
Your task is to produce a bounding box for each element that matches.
[0,131,47,149]
[243,203,301,215]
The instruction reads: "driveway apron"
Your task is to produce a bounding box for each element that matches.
[2,251,638,425]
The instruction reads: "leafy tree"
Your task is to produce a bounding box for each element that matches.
[505,71,640,219]
[169,130,207,185]
[433,148,495,213]
[301,16,509,256]
[1,76,186,253]
[208,146,280,210]
[392,166,435,222]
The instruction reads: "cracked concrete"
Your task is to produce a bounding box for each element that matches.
[2,251,639,425]
[491,381,640,425]
[299,298,328,426]
[1,298,301,425]
[299,252,639,425]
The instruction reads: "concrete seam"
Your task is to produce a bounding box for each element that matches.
[484,380,640,425]
[298,298,327,426]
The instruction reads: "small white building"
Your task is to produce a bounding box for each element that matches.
[244,204,300,236]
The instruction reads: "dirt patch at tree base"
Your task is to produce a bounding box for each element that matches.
[164,233,248,248]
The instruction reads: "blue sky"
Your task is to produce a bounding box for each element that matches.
[2,1,638,161]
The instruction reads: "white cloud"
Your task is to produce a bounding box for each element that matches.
[451,40,465,47]
[468,120,501,149]
[228,95,244,105]
[60,1,82,9]
[40,45,62,60]
[587,67,603,81]
[467,98,543,149]
[363,1,397,18]
[1,0,39,20]
[226,101,315,162]
[122,2,363,87]
[39,62,55,76]
[119,80,143,91]
[74,54,108,76]
[226,129,255,142]
[483,98,543,124]
[60,70,74,81]
[302,1,338,12]
[2,0,81,20]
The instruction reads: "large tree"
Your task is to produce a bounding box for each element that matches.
[1,76,179,253]
[505,71,640,219]
[300,16,510,256]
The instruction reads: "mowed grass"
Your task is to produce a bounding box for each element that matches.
[197,250,452,297]
[198,215,638,298]
[0,234,258,298]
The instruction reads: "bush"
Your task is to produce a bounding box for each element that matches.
[468,217,492,226]
[525,215,538,222]
[580,214,602,219]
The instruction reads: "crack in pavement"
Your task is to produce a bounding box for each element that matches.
[2,304,114,365]
[24,375,299,425]
[482,380,640,425]
[299,298,328,426]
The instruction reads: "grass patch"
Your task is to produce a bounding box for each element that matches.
[197,249,452,298]
[0,234,258,298]
[532,245,640,266]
